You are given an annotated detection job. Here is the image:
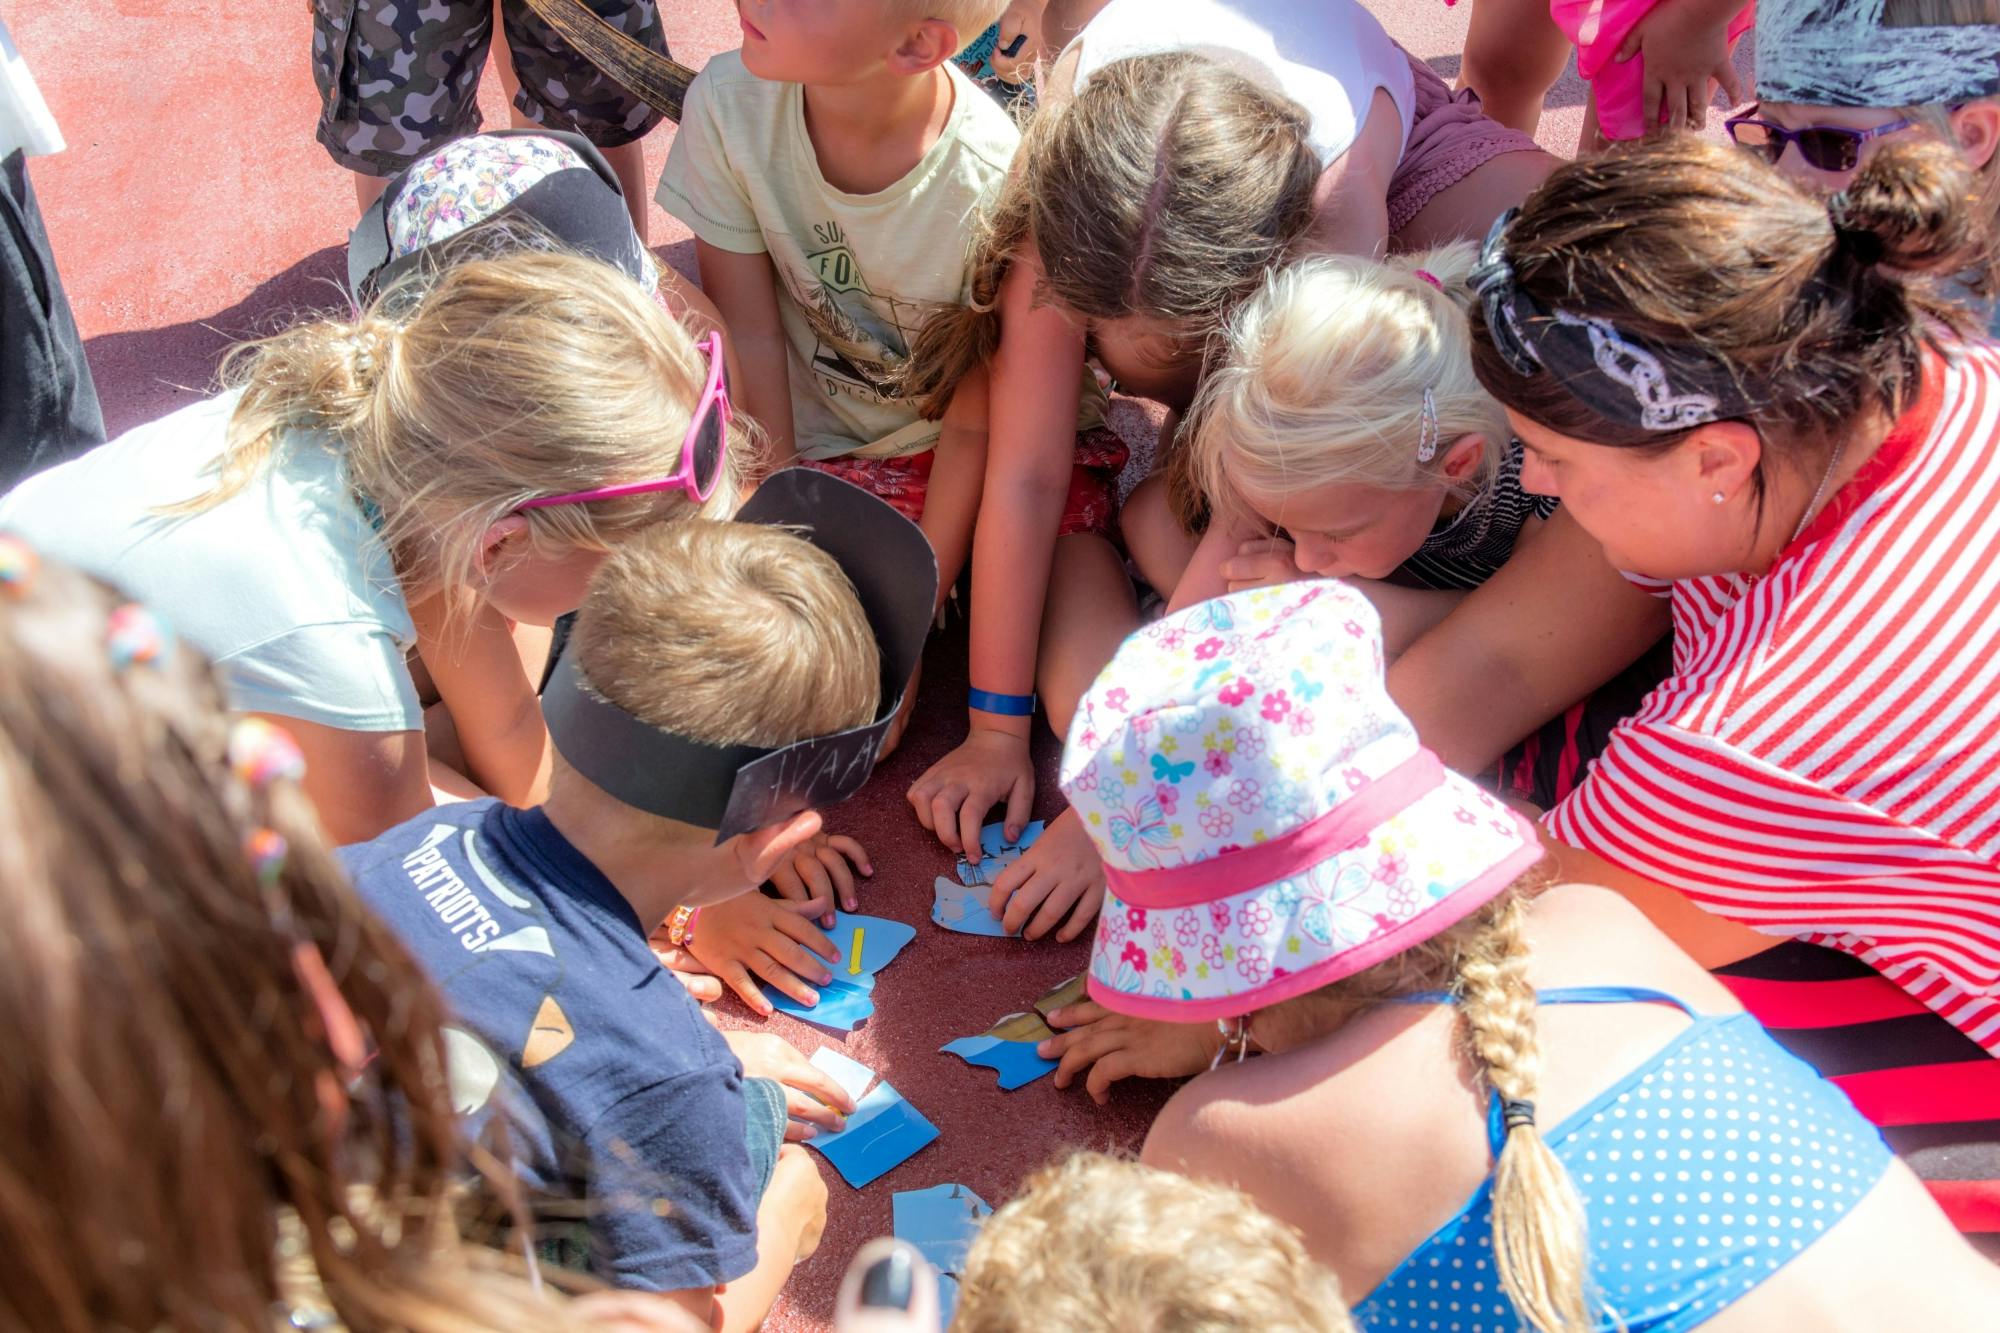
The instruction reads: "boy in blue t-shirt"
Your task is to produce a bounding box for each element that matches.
[341,518,888,1331]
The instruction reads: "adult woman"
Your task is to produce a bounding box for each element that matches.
[0,244,745,844]
[1426,134,2000,1250]
[1058,580,2000,1331]
[904,0,1560,938]
[0,547,695,1331]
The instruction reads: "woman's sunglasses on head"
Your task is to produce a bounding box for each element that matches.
[516,328,732,512]
[1725,112,1915,174]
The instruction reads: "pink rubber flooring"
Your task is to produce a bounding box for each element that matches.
[7,2,1712,1326]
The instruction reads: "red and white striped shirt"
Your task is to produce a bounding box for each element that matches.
[1550,347,2000,1055]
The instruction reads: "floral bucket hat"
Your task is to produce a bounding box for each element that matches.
[1061,582,1543,1021]
[349,130,661,301]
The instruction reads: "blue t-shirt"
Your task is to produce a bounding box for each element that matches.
[340,800,758,1291]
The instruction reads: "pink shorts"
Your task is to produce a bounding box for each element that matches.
[804,426,1131,539]
[1387,51,1546,236]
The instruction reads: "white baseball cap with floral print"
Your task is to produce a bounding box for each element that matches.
[1061,582,1544,1022]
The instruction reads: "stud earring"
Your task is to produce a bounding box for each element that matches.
[1711,491,1726,505]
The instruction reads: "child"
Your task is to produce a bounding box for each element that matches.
[1170,246,1556,643]
[338,500,917,1330]
[951,1152,1355,1332]
[311,0,669,233]
[1045,581,2000,1331]
[656,0,1118,665]
[901,12,1553,942]
[1731,0,2000,332]
[0,248,746,844]
[0,545,691,1332]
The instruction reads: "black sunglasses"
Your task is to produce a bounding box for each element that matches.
[1725,114,1914,174]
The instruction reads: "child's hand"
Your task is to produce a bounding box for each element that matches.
[1616,0,1746,133]
[648,939,726,1004]
[769,830,873,922]
[991,0,1046,82]
[722,1029,858,1140]
[989,807,1105,941]
[683,894,842,1016]
[907,727,1035,859]
[1220,536,1305,594]
[1037,999,1226,1104]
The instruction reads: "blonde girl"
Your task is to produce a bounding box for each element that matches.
[903,0,1556,943]
[0,547,695,1332]
[0,248,747,843]
[1043,581,2000,1333]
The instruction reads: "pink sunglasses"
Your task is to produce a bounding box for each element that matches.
[517,329,731,511]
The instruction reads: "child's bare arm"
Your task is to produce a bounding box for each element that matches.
[710,1146,829,1333]
[918,365,991,609]
[258,714,431,845]
[907,255,1082,857]
[696,240,799,465]
[1304,87,1398,258]
[409,590,550,808]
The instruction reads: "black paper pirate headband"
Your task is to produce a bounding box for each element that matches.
[542,469,938,842]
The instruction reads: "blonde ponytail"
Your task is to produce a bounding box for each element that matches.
[1189,242,1509,533]
[1452,893,1593,1333]
[173,249,753,607]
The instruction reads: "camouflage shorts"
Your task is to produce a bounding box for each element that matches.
[311,0,668,174]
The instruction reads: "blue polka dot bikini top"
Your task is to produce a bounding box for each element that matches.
[1352,987,1892,1333]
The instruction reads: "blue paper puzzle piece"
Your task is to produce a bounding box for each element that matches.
[938,1273,961,1330]
[931,876,1016,937]
[980,819,1044,858]
[893,1182,992,1272]
[808,1080,938,1188]
[829,911,917,978]
[957,820,1046,886]
[763,969,875,1031]
[941,1034,1058,1090]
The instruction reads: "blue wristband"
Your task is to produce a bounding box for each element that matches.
[968,686,1036,717]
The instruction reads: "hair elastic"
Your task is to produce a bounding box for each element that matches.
[229,717,308,787]
[106,603,171,670]
[1413,269,1444,291]
[1501,1097,1538,1133]
[969,687,1036,717]
[0,535,37,598]
[245,828,290,887]
[1416,387,1441,464]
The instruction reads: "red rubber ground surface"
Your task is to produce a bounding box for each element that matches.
[11,3,1626,1325]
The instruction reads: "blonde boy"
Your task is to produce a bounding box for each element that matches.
[343,520,883,1332]
[656,0,1015,610]
[952,1152,1356,1332]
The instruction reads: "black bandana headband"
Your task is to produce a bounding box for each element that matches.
[1470,209,1762,433]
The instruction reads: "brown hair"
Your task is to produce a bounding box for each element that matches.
[0,552,584,1332]
[1471,136,1987,524]
[571,520,881,750]
[176,248,752,609]
[1257,879,1591,1333]
[955,1151,1355,1333]
[902,52,1322,417]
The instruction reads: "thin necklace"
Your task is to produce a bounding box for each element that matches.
[1787,441,1846,548]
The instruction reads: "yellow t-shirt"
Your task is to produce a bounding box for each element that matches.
[658,53,1102,461]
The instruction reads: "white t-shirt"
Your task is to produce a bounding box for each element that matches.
[658,52,1103,461]
[0,390,422,732]
[0,20,63,160]
[1067,0,1415,168]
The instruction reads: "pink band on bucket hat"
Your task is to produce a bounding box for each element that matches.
[1105,750,1444,909]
